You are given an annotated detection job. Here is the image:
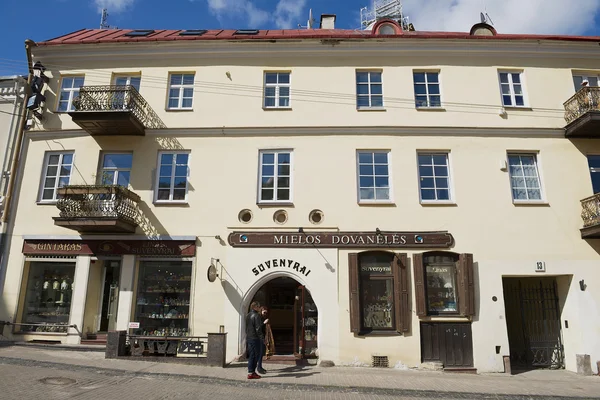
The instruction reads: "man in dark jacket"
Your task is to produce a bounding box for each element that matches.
[245,301,265,379]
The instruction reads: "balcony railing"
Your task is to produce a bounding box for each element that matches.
[563,87,600,137]
[70,85,166,135]
[53,185,141,233]
[580,193,600,238]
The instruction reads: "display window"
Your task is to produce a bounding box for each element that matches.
[424,254,458,314]
[134,260,192,336]
[359,252,395,330]
[20,262,76,333]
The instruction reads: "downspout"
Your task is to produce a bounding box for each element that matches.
[1,77,26,197]
[1,39,36,225]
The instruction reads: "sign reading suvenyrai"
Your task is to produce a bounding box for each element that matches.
[227,231,453,248]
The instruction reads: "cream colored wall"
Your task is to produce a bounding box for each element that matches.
[29,49,600,132]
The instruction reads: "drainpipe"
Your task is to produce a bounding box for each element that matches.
[1,76,26,197]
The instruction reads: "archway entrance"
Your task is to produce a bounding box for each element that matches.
[250,277,318,358]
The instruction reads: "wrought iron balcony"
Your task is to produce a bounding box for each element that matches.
[580,193,600,238]
[564,87,600,138]
[53,185,141,234]
[69,85,166,136]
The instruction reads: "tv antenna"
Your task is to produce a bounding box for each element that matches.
[360,0,411,30]
[298,8,315,29]
[480,11,494,25]
[99,8,117,29]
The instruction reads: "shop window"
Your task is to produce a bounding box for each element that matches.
[19,262,76,333]
[348,251,410,335]
[413,252,475,317]
[134,260,193,337]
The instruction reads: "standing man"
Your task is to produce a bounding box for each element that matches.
[245,301,265,379]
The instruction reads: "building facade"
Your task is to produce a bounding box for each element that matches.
[1,18,599,374]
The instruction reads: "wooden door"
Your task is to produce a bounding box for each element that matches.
[420,322,473,367]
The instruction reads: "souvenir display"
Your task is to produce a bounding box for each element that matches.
[134,261,192,337]
[20,262,75,333]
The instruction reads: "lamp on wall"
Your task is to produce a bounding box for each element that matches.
[579,279,587,291]
[207,258,219,283]
[375,228,381,235]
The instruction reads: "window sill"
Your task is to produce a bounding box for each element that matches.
[357,107,386,112]
[416,107,446,112]
[165,108,194,112]
[257,202,294,208]
[512,200,549,206]
[263,107,292,111]
[358,201,396,207]
[502,106,532,111]
[37,201,57,205]
[420,315,471,322]
[357,330,402,337]
[420,201,457,207]
[153,201,190,206]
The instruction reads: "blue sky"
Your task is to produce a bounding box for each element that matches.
[1,0,600,76]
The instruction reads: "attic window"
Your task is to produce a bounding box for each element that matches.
[235,29,259,35]
[125,30,155,37]
[179,30,207,36]
[378,24,396,35]
[469,23,496,36]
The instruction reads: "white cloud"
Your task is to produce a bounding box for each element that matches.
[274,0,307,29]
[94,0,135,13]
[402,0,600,35]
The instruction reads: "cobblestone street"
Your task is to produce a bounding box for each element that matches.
[0,345,598,399]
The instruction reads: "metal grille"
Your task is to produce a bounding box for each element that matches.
[564,86,600,123]
[503,278,564,369]
[581,194,600,228]
[371,354,389,368]
[73,85,166,129]
[56,185,140,224]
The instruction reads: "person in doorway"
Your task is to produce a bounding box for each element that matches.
[245,301,265,379]
[257,306,274,374]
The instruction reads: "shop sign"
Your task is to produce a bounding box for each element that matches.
[23,240,196,256]
[252,258,312,277]
[128,322,140,329]
[229,231,453,249]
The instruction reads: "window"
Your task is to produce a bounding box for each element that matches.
[413,252,474,318]
[18,262,76,333]
[235,29,259,35]
[356,71,383,108]
[57,76,84,112]
[573,74,599,91]
[167,74,194,110]
[507,153,542,201]
[417,153,451,201]
[39,152,74,202]
[357,151,390,202]
[424,254,458,314]
[99,153,133,186]
[179,30,207,36]
[155,152,189,202]
[498,71,525,107]
[413,72,441,108]
[348,252,410,335]
[112,75,141,109]
[114,76,141,91]
[264,72,290,108]
[258,150,292,203]
[125,30,154,37]
[587,155,600,194]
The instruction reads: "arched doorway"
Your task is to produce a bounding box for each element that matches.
[249,276,318,358]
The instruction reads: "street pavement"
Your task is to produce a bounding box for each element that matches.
[0,345,598,399]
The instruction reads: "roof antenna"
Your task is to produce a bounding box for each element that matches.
[100,8,117,29]
[480,0,494,25]
[298,8,315,29]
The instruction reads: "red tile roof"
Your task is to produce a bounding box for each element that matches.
[36,28,600,46]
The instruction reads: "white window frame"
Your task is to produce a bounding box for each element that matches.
[167,73,195,110]
[572,73,600,92]
[113,75,141,90]
[38,151,74,203]
[356,150,393,204]
[154,151,190,203]
[356,70,384,109]
[498,71,527,108]
[417,152,454,203]
[507,152,545,203]
[263,72,291,109]
[57,76,85,112]
[257,150,294,204]
[413,71,442,108]
[98,152,133,187]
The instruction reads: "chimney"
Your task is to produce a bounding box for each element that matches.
[320,14,336,29]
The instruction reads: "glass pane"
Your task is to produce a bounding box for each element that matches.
[430,96,441,107]
[513,85,523,95]
[73,77,84,87]
[100,171,114,185]
[426,264,457,313]
[182,98,193,108]
[103,154,132,169]
[511,177,525,188]
[521,156,535,165]
[176,153,189,165]
[573,75,583,91]
[277,177,290,188]
[522,165,537,176]
[415,97,428,108]
[528,189,542,200]
[173,177,186,188]
[434,166,448,176]
[157,189,170,200]
[373,153,388,164]
[432,154,447,165]
[175,166,187,176]
[170,74,183,85]
[370,73,382,83]
[58,177,69,187]
[183,88,193,97]
[427,73,439,83]
[358,152,373,163]
[262,165,274,176]
[276,188,290,200]
[265,73,278,84]
[435,177,449,189]
[419,165,433,177]
[360,276,394,329]
[279,97,290,107]
[161,153,174,165]
[356,72,369,83]
[59,92,70,101]
[590,77,599,86]
[359,165,374,175]
[279,73,290,84]
[48,155,60,165]
[515,96,524,106]
[130,77,141,90]
[159,165,172,177]
[117,171,130,186]
[501,84,511,95]
[168,99,179,108]
[359,176,374,188]
[262,153,275,164]
[278,164,290,175]
[429,84,440,95]
[420,178,435,189]
[414,84,427,95]
[421,189,435,200]
[169,88,179,98]
[42,189,54,200]
[278,153,291,164]
[264,97,275,107]
[499,73,508,83]
[265,87,276,97]
[261,188,273,201]
[512,189,527,200]
[279,87,290,97]
[413,72,425,83]
[374,165,388,175]
[436,189,450,200]
[173,189,186,200]
[375,188,389,200]
[525,177,540,188]
[371,84,382,95]
[57,101,69,112]
[159,177,172,188]
[44,177,56,188]
[60,166,71,176]
[418,154,432,165]
[360,188,374,200]
[115,77,128,86]
[261,177,274,188]
[61,78,74,88]
[371,96,383,107]
[503,95,512,106]
[46,166,58,177]
[182,74,195,85]
[356,84,369,95]
[62,154,73,165]
[375,176,389,187]
[357,96,370,107]
[587,155,600,169]
[511,73,521,84]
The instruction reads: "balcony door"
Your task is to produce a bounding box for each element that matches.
[99,153,133,187]
[112,75,141,109]
[573,74,599,91]
[587,155,600,194]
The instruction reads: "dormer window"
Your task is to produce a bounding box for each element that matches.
[379,24,396,35]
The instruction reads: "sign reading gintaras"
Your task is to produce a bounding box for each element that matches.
[228,231,453,248]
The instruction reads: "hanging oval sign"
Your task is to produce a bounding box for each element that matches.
[207,264,218,283]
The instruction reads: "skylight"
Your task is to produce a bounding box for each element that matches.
[235,29,259,35]
[125,30,155,37]
[179,30,207,36]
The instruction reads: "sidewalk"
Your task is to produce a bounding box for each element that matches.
[0,345,597,398]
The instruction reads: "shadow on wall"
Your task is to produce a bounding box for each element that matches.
[472,261,481,323]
